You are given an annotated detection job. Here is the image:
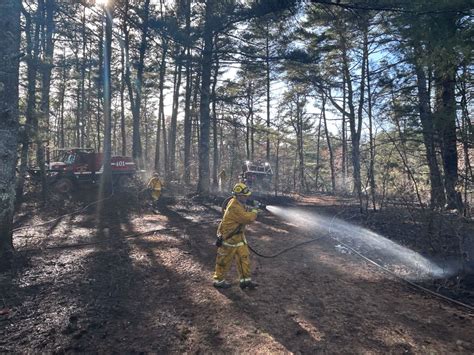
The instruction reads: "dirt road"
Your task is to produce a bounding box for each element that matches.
[1,195,473,353]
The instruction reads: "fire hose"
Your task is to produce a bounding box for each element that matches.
[12,189,116,232]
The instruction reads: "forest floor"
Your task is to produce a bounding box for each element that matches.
[1,186,474,353]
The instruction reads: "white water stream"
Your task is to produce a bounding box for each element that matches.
[266,206,455,280]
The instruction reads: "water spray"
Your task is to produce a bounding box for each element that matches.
[265,206,454,280]
[251,205,474,312]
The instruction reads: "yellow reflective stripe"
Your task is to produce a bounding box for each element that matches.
[222,241,245,248]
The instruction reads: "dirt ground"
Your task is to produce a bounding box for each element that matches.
[1,189,474,353]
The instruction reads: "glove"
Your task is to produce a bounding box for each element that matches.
[215,236,223,247]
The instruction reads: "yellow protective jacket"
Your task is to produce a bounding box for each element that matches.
[147,177,162,191]
[218,197,257,245]
[147,177,162,200]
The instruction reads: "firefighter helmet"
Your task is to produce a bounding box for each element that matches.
[232,182,251,196]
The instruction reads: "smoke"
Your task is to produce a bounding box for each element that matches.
[266,206,455,280]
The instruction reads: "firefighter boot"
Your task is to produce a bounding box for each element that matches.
[239,280,258,290]
[213,280,232,289]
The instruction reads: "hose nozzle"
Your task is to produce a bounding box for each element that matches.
[249,199,267,211]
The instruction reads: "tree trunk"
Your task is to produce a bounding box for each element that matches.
[131,0,150,169]
[246,109,250,160]
[86,49,93,149]
[265,22,271,161]
[191,68,201,180]
[366,39,376,211]
[296,95,305,192]
[459,63,473,213]
[211,42,219,190]
[275,134,281,196]
[96,22,103,153]
[99,3,113,199]
[161,98,169,176]
[154,39,168,172]
[154,109,161,172]
[322,95,336,193]
[251,97,255,161]
[353,23,368,211]
[413,43,446,208]
[16,5,40,201]
[197,0,215,195]
[183,0,192,185]
[58,51,66,148]
[79,7,86,148]
[120,45,126,156]
[169,47,184,180]
[341,73,347,190]
[0,0,21,266]
[315,115,322,189]
[434,66,459,209]
[38,0,55,202]
[75,45,82,147]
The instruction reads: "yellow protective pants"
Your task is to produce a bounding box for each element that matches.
[151,189,161,201]
[213,242,251,283]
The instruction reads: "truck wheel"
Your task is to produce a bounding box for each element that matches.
[54,178,73,193]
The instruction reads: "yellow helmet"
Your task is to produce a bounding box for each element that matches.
[232,182,251,196]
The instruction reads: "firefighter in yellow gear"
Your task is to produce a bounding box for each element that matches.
[147,173,162,210]
[213,182,259,290]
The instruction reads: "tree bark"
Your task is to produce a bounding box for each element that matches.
[16,4,40,201]
[341,73,347,190]
[120,45,126,156]
[197,0,215,195]
[352,22,367,211]
[79,7,86,148]
[322,95,336,193]
[265,22,271,161]
[99,3,113,199]
[297,96,305,192]
[0,0,21,266]
[183,0,192,184]
[132,0,150,169]
[315,115,322,189]
[191,67,201,180]
[154,39,168,173]
[96,22,103,152]
[366,38,376,211]
[434,65,459,209]
[38,0,55,202]
[58,50,66,148]
[459,63,473,213]
[413,43,446,208]
[169,46,184,181]
[211,41,219,190]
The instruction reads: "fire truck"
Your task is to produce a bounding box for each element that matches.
[29,148,137,193]
[240,160,273,195]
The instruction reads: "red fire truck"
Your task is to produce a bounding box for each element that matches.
[29,148,137,193]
